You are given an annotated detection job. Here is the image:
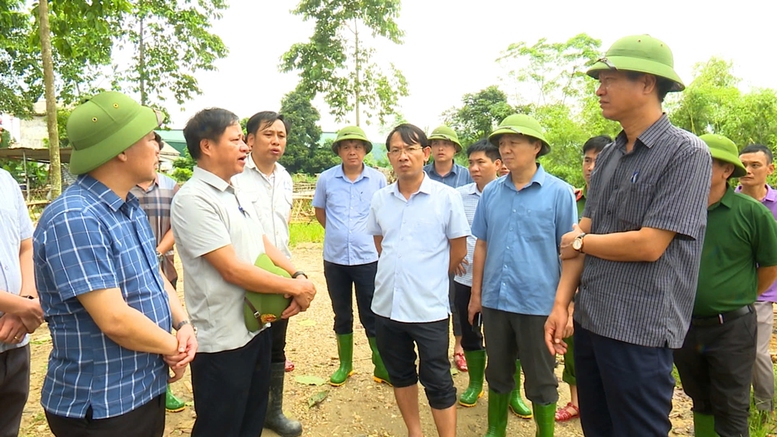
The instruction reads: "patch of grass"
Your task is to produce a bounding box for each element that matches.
[748,364,777,436]
[289,222,324,247]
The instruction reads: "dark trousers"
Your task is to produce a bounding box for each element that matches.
[448,274,462,337]
[375,316,456,409]
[674,309,756,436]
[0,345,30,437]
[323,261,378,337]
[453,282,483,351]
[574,322,675,437]
[271,318,288,363]
[482,308,558,404]
[190,329,272,437]
[46,394,164,437]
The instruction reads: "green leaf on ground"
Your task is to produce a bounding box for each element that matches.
[295,375,327,386]
[298,319,316,327]
[308,389,329,408]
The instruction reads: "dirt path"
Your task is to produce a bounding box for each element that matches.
[20,242,699,436]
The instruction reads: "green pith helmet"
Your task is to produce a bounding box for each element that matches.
[332,126,372,154]
[428,125,462,152]
[700,133,746,178]
[587,34,685,92]
[67,91,162,175]
[488,114,550,157]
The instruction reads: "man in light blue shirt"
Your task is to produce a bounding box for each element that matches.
[368,123,469,437]
[469,114,577,437]
[313,126,389,388]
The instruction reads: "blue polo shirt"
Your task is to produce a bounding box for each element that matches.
[34,175,171,419]
[424,162,473,188]
[472,166,577,316]
[313,164,387,265]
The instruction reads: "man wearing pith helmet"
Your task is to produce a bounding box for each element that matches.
[545,35,712,436]
[468,113,577,436]
[32,91,197,436]
[424,125,472,374]
[312,126,390,388]
[674,134,777,437]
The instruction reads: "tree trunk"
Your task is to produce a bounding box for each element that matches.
[353,18,360,127]
[139,13,146,105]
[39,0,61,198]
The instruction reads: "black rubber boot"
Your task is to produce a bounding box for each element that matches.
[265,362,303,437]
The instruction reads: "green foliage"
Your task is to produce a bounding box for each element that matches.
[0,0,41,117]
[289,222,325,247]
[281,0,408,126]
[0,159,49,189]
[279,87,339,174]
[171,148,195,183]
[443,86,518,148]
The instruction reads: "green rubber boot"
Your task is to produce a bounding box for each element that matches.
[693,412,719,437]
[165,385,185,413]
[459,349,486,407]
[367,337,391,386]
[484,389,510,437]
[533,402,556,437]
[329,333,353,386]
[509,360,532,418]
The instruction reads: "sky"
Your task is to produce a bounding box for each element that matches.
[165,0,777,141]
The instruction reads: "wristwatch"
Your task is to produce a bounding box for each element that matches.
[572,233,586,252]
[155,251,165,264]
[292,271,308,279]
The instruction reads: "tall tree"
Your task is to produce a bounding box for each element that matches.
[38,0,61,196]
[279,87,338,174]
[280,0,408,126]
[0,0,41,117]
[443,85,517,148]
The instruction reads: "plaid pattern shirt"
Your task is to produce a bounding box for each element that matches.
[130,173,179,284]
[33,175,171,419]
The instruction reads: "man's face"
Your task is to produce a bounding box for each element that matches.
[211,123,249,178]
[739,151,773,188]
[583,149,601,186]
[387,132,430,180]
[247,119,287,165]
[123,131,159,183]
[430,139,457,165]
[337,139,367,168]
[498,134,540,172]
[468,151,500,185]
[595,70,645,121]
[710,159,734,191]
[498,162,510,177]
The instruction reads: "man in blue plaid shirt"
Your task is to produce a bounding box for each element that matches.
[33,92,197,437]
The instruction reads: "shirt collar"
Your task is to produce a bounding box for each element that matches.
[193,166,231,192]
[245,154,285,177]
[710,186,736,211]
[463,182,480,195]
[334,164,369,181]
[734,184,777,203]
[426,162,460,177]
[77,174,131,212]
[497,164,546,192]
[613,113,671,151]
[391,173,432,199]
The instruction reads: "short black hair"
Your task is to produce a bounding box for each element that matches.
[625,71,674,103]
[385,123,428,149]
[183,108,240,160]
[152,131,162,151]
[740,143,774,164]
[582,135,612,155]
[466,139,501,162]
[245,111,290,137]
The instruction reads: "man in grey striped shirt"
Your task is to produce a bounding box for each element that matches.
[545,35,712,437]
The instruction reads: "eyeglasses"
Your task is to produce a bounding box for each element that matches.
[387,145,424,157]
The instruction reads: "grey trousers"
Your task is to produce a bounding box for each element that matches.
[753,301,775,411]
[0,344,30,437]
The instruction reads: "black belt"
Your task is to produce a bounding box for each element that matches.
[691,305,753,327]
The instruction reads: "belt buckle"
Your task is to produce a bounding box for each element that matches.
[719,313,724,324]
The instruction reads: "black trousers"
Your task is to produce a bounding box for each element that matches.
[482,308,557,404]
[190,329,272,437]
[0,345,29,437]
[453,282,484,351]
[323,261,378,337]
[674,310,756,436]
[575,322,675,437]
[375,316,456,409]
[46,394,165,437]
[271,318,288,363]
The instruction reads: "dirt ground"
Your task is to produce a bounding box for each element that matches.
[17,242,727,436]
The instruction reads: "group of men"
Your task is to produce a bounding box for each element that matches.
[1,32,777,437]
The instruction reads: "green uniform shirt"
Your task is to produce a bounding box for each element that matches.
[575,187,586,218]
[694,187,777,317]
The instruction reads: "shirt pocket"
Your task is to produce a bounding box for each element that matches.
[616,183,655,231]
[523,208,555,242]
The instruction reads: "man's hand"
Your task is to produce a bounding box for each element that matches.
[454,258,469,277]
[281,300,302,319]
[164,324,197,369]
[168,365,186,384]
[0,315,29,344]
[544,304,570,355]
[11,297,44,332]
[560,224,584,260]
[468,290,483,325]
[291,277,316,310]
